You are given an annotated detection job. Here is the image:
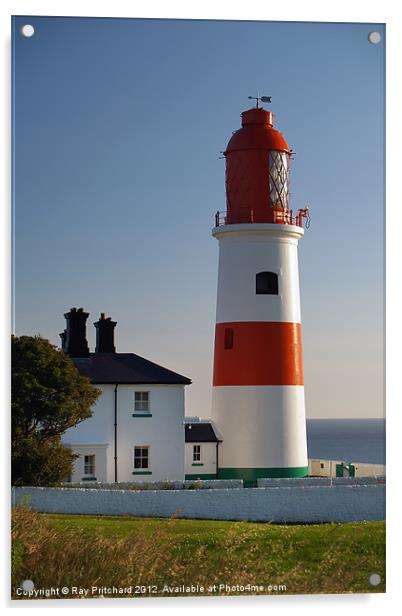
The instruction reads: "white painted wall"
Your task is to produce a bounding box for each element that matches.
[309,459,386,478]
[212,385,308,470]
[64,444,108,483]
[352,463,386,477]
[213,223,303,324]
[13,485,386,523]
[62,384,185,482]
[211,223,307,474]
[185,442,218,477]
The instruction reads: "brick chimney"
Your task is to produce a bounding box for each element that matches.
[94,313,117,353]
[61,307,90,357]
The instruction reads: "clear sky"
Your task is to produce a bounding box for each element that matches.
[12,16,385,418]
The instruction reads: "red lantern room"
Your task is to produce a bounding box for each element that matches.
[216,99,304,226]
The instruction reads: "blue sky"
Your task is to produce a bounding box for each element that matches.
[12,16,385,418]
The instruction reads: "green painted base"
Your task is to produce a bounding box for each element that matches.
[218,467,309,482]
[185,474,218,481]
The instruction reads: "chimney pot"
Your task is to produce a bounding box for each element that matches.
[94,313,117,353]
[59,329,67,351]
[63,307,90,357]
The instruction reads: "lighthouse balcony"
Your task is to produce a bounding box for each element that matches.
[214,208,306,228]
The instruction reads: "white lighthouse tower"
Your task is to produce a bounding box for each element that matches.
[211,98,309,483]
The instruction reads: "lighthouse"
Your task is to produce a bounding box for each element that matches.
[211,97,309,483]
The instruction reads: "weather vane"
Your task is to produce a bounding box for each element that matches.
[248,95,272,109]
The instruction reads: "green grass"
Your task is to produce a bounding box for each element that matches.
[12,507,385,598]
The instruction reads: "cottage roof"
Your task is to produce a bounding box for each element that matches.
[185,422,222,443]
[73,353,191,385]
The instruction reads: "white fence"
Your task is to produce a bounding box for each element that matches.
[13,483,385,523]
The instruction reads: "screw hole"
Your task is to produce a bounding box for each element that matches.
[368,573,381,586]
[368,32,381,44]
[21,24,35,38]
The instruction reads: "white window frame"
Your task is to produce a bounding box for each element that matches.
[84,454,95,476]
[134,446,150,470]
[134,391,150,413]
[193,444,201,462]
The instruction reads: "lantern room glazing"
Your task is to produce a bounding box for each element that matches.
[215,104,309,228]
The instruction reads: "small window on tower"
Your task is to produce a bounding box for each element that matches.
[256,272,279,295]
[224,328,234,350]
[268,150,290,210]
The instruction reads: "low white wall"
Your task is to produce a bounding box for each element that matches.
[257,477,386,487]
[62,479,243,490]
[13,484,385,523]
[309,459,386,477]
[184,479,243,489]
[352,463,386,476]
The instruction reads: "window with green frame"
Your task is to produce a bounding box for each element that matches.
[134,446,149,469]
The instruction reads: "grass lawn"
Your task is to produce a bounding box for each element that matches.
[12,507,385,598]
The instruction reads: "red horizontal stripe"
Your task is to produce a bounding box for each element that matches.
[213,322,304,386]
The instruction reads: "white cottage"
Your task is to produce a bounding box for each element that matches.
[184,417,222,480]
[61,308,191,483]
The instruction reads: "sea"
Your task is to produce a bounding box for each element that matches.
[306,419,385,465]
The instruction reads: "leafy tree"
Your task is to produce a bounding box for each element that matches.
[12,437,77,487]
[12,335,100,486]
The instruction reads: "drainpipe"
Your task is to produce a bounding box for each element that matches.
[216,441,219,479]
[114,384,118,482]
